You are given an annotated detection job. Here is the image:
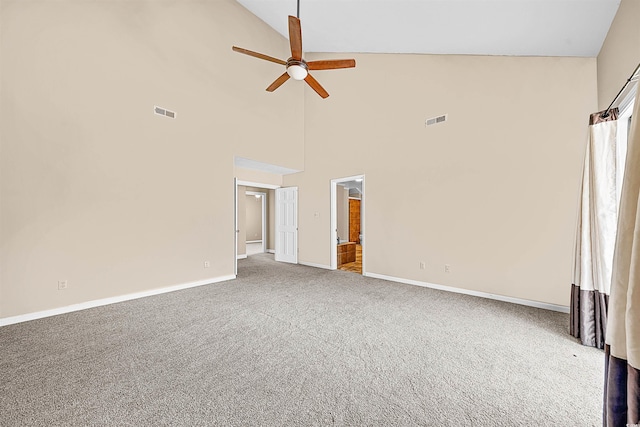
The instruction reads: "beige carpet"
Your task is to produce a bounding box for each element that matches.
[0,253,603,426]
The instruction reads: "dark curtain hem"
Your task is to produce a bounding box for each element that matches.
[570,283,581,337]
[570,284,608,349]
[604,344,640,426]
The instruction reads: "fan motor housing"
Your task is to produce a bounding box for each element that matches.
[286,58,308,80]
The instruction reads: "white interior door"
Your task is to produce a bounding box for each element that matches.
[275,187,298,264]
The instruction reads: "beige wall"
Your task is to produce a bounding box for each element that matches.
[597,0,640,111]
[336,186,349,242]
[245,194,263,242]
[0,0,304,319]
[0,0,607,320]
[285,54,597,306]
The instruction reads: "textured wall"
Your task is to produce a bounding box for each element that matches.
[245,194,263,242]
[0,0,304,319]
[336,186,349,242]
[286,54,596,306]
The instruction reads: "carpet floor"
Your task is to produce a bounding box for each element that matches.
[0,253,603,426]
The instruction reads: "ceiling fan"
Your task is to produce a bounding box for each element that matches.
[232,9,356,99]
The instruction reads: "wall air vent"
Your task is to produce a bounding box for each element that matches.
[154,106,176,119]
[426,114,447,127]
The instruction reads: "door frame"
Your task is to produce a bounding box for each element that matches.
[235,180,280,271]
[245,190,267,254]
[234,178,238,276]
[330,175,365,273]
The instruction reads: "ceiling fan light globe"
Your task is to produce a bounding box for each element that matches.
[287,64,308,80]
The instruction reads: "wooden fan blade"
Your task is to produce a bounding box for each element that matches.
[307,59,356,71]
[288,16,303,60]
[232,46,287,66]
[304,73,329,99]
[266,72,290,92]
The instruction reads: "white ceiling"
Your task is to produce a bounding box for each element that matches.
[236,0,620,57]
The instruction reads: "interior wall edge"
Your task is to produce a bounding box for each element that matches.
[0,274,236,328]
[365,272,570,314]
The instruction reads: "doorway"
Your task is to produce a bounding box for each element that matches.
[234,180,298,274]
[235,180,279,275]
[330,175,364,274]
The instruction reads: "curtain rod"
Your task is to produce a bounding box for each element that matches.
[603,62,640,118]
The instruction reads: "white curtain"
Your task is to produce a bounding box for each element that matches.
[570,109,619,349]
[604,92,640,425]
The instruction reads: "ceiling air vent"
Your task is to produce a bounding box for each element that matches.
[154,106,176,119]
[426,114,447,127]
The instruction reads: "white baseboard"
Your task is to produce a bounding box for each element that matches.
[365,272,569,313]
[299,261,333,270]
[237,254,247,259]
[267,249,275,254]
[0,274,237,327]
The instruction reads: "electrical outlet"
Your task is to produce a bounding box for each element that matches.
[419,262,426,270]
[444,264,451,273]
[58,280,68,290]
[204,261,210,268]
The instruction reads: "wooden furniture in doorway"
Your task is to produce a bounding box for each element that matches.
[337,242,356,266]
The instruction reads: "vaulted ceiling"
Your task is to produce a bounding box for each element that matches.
[236,0,620,57]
